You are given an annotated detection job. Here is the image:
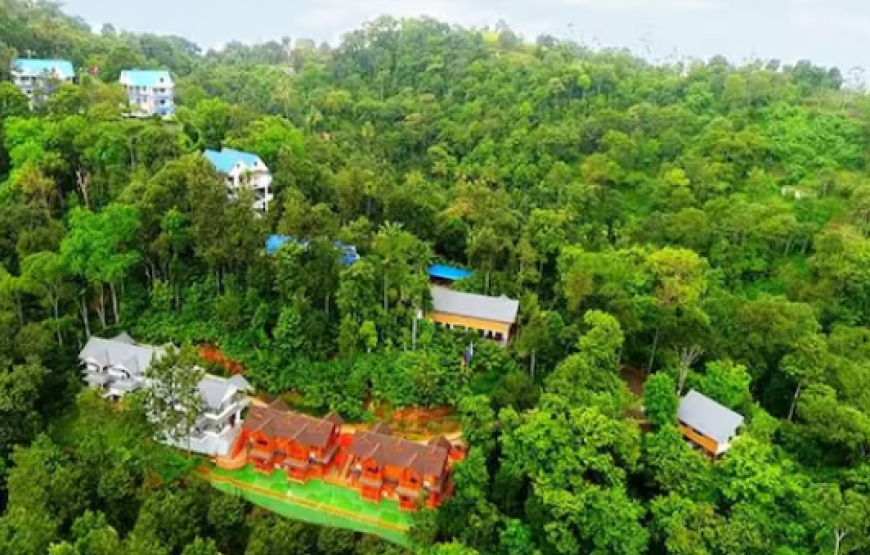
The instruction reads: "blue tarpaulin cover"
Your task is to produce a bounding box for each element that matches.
[428,264,473,281]
[265,235,359,266]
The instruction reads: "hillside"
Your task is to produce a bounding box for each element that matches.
[3,1,870,554]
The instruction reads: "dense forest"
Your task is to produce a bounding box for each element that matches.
[3,0,870,553]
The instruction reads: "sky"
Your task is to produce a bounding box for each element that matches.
[59,0,870,71]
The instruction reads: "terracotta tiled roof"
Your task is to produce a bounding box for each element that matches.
[350,429,449,478]
[325,412,345,426]
[427,436,453,451]
[243,403,338,449]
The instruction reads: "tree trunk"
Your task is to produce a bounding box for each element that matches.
[53,294,62,345]
[788,383,801,421]
[110,281,120,324]
[647,327,660,373]
[76,168,90,209]
[485,271,491,295]
[80,294,91,338]
[530,350,536,379]
[411,311,418,351]
[677,345,703,395]
[97,286,107,328]
[835,530,846,555]
[678,364,689,396]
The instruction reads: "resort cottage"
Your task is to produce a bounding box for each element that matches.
[79,332,166,399]
[204,148,274,213]
[425,286,519,347]
[163,374,252,457]
[119,69,174,117]
[10,58,74,103]
[238,399,344,481]
[348,424,452,511]
[678,389,744,456]
[229,402,454,512]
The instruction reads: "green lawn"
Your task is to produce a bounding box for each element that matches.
[206,465,412,546]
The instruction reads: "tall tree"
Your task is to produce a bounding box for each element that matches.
[144,345,205,453]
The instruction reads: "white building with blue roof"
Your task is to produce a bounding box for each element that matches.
[10,58,75,102]
[204,148,274,212]
[119,69,174,117]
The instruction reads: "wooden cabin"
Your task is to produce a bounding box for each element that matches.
[239,400,343,481]
[678,390,744,457]
[348,424,452,511]
[425,286,519,347]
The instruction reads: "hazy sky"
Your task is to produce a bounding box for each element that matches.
[59,0,869,70]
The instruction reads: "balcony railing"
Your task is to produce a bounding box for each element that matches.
[112,378,143,392]
[83,372,112,386]
[204,394,248,419]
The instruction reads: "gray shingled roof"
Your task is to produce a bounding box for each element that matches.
[429,286,519,324]
[112,332,136,344]
[229,375,251,390]
[78,335,165,377]
[198,374,251,409]
[678,390,744,445]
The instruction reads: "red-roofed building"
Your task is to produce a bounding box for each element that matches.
[229,401,455,511]
[348,425,452,511]
[238,400,343,481]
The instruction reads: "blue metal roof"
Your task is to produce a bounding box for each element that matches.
[12,59,75,79]
[265,235,295,255]
[429,264,473,281]
[336,242,361,266]
[204,148,264,174]
[265,235,359,266]
[120,70,172,88]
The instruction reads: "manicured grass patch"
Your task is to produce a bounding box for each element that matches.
[205,465,411,546]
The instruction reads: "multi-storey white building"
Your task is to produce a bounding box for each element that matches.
[119,69,175,117]
[169,374,252,457]
[204,148,274,212]
[10,58,75,102]
[79,333,252,457]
